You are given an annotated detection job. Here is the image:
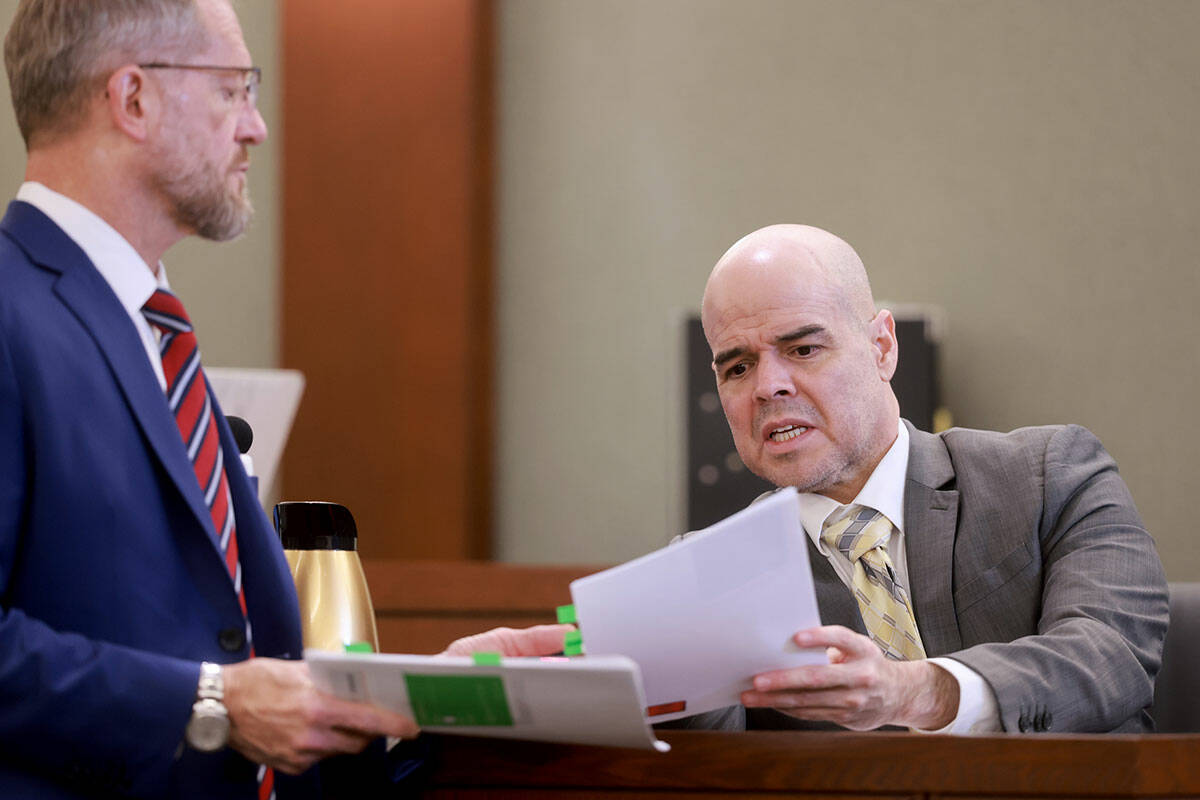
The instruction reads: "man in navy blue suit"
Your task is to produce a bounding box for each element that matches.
[0,1,565,797]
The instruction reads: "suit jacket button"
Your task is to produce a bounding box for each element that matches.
[219,627,246,652]
[1017,714,1030,732]
[1043,711,1053,730]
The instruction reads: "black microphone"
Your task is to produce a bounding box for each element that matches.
[226,416,259,497]
[226,415,254,454]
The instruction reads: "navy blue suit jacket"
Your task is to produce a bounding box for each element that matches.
[0,201,314,798]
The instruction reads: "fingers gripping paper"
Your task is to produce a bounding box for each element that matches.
[569,488,826,722]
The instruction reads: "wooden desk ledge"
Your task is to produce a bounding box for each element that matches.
[422,730,1200,798]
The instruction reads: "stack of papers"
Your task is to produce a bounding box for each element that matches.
[308,651,669,751]
[570,487,826,721]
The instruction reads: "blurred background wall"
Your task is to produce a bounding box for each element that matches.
[1,1,1197,578]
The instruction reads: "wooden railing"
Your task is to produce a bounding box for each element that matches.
[363,559,599,654]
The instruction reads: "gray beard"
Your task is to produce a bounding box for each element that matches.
[157,159,253,241]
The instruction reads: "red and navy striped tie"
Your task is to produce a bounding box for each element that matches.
[142,289,275,800]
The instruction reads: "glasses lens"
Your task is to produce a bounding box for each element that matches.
[244,69,261,107]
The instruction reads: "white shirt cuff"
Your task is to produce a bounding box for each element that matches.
[912,657,1002,734]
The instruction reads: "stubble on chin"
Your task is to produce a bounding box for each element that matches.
[178,175,253,241]
[755,445,864,498]
[155,153,254,242]
[765,459,837,494]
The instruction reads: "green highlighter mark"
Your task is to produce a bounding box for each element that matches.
[403,674,514,727]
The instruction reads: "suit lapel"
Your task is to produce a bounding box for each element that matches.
[2,202,217,548]
[902,421,962,655]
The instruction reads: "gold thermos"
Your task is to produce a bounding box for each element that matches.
[274,501,379,653]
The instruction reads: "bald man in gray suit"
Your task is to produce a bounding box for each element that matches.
[688,224,1167,734]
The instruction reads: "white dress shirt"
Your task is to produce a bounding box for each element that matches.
[16,181,171,391]
[800,420,1001,733]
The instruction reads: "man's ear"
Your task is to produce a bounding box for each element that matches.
[105,66,155,142]
[869,309,899,382]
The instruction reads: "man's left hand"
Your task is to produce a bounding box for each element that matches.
[741,625,959,731]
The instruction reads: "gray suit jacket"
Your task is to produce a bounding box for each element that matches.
[665,421,1168,734]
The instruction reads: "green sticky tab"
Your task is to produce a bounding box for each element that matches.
[471,652,501,666]
[563,641,583,656]
[556,604,577,624]
[403,674,513,727]
[343,642,373,654]
[563,629,583,655]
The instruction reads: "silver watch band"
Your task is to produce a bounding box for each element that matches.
[185,661,230,752]
[197,661,224,701]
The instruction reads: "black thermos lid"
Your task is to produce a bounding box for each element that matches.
[274,501,359,551]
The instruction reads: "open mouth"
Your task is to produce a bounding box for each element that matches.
[768,424,808,443]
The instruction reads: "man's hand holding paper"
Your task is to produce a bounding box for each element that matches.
[742,626,959,730]
[570,488,828,723]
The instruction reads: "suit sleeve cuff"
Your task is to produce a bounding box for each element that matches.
[912,657,1002,734]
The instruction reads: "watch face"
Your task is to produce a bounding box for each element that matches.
[186,700,230,752]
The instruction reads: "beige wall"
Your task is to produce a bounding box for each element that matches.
[0,0,279,368]
[4,2,1199,579]
[494,0,1200,579]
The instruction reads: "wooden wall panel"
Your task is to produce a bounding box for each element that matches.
[281,0,493,559]
[364,560,598,654]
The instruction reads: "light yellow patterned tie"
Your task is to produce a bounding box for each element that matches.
[821,507,926,661]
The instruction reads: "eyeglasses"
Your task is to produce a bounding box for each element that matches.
[138,62,262,109]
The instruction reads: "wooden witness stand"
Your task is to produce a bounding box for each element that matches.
[361,561,1200,799]
[420,730,1200,798]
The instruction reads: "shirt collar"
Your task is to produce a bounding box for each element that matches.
[16,182,170,313]
[798,419,910,545]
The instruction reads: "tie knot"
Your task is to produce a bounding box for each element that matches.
[821,506,893,562]
[142,288,193,334]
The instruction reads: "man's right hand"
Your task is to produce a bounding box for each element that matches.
[221,658,418,775]
[740,626,959,731]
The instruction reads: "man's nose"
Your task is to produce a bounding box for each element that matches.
[753,353,795,401]
[238,105,268,145]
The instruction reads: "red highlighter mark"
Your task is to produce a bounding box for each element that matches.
[646,700,687,717]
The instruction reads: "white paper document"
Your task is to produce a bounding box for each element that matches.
[570,487,826,722]
[206,367,305,504]
[306,650,670,752]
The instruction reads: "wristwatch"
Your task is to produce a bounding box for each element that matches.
[184,662,229,752]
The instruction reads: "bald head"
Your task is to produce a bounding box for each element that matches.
[702,224,875,342]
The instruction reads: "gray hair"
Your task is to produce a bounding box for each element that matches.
[4,0,208,147]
